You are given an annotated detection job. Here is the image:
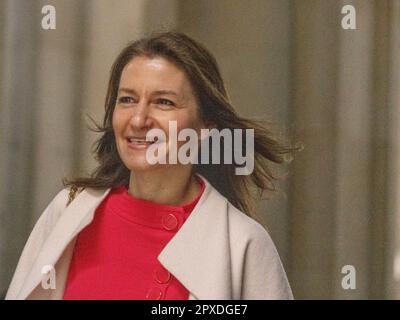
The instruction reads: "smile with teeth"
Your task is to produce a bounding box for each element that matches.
[126,136,158,146]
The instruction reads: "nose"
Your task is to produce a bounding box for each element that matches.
[129,101,152,130]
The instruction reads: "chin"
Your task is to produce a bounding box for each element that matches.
[124,161,156,172]
[122,157,160,172]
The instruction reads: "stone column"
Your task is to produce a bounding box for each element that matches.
[288,0,341,299]
[289,0,396,299]
[333,0,376,299]
[385,0,400,299]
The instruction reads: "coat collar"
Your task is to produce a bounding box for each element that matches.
[17,175,232,300]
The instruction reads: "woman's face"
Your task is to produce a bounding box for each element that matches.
[112,55,206,172]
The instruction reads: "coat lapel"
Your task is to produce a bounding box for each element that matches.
[158,176,233,300]
[16,187,111,300]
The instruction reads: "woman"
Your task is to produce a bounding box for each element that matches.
[6,31,298,300]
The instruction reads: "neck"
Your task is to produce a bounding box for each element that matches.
[128,166,200,205]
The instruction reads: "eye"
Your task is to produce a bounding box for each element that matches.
[118,96,135,104]
[156,98,175,107]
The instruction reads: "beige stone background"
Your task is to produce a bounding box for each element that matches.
[1,0,399,299]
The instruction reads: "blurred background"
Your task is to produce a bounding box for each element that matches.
[1,0,399,299]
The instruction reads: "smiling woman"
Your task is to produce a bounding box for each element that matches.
[6,31,299,300]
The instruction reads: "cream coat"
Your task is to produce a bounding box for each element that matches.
[6,175,293,300]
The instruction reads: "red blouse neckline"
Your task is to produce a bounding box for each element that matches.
[105,175,205,230]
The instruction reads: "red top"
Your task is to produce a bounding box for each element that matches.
[63,176,205,300]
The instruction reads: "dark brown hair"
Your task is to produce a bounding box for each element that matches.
[64,31,301,220]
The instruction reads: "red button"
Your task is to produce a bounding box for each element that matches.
[154,265,171,284]
[162,213,178,231]
[146,287,163,300]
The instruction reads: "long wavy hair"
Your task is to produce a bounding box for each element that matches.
[63,31,301,220]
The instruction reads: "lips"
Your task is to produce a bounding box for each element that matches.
[125,136,159,149]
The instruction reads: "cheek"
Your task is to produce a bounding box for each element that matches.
[174,110,203,132]
[112,110,124,134]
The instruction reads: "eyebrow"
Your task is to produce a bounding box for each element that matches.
[118,88,178,96]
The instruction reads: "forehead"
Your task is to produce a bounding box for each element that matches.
[119,56,192,94]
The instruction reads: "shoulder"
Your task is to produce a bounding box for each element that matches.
[18,185,104,255]
[38,188,70,230]
[33,186,89,235]
[226,201,276,251]
[50,188,70,209]
[205,184,276,251]
[225,202,293,299]
[41,186,107,227]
